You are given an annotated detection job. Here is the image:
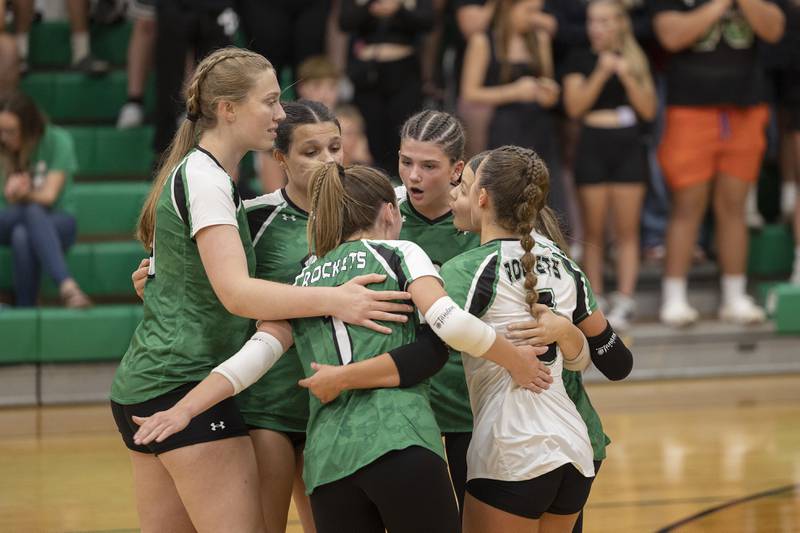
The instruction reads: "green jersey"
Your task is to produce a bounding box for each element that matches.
[292,239,445,493]
[236,189,310,432]
[396,186,480,432]
[111,148,256,404]
[0,125,78,212]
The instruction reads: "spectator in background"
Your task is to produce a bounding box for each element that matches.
[336,103,373,165]
[340,0,434,174]
[0,92,91,308]
[563,0,656,330]
[773,0,800,284]
[236,0,331,84]
[653,0,784,326]
[296,55,341,111]
[1,0,109,75]
[454,0,496,157]
[461,0,566,214]
[152,0,238,157]
[116,0,156,129]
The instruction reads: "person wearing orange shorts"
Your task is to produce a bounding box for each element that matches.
[652,0,785,327]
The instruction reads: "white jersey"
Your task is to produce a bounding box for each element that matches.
[439,233,595,481]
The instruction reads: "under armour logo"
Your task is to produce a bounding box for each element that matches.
[210,421,226,431]
[282,214,297,222]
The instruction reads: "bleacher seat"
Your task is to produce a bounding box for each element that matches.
[66,127,155,178]
[28,21,132,68]
[72,181,151,235]
[748,224,794,277]
[0,305,142,364]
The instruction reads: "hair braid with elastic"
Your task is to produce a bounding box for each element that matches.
[479,145,550,316]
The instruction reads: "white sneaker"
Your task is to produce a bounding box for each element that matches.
[719,296,766,325]
[606,292,636,331]
[660,300,699,328]
[117,102,144,129]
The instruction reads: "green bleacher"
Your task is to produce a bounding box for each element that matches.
[1,21,149,365]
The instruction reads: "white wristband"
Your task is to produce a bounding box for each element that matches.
[212,332,287,395]
[424,296,496,357]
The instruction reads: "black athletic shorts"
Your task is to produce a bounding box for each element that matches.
[466,463,595,519]
[111,382,249,455]
[574,125,649,185]
[247,425,307,449]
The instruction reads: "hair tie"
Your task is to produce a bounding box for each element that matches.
[187,112,200,123]
[337,164,346,180]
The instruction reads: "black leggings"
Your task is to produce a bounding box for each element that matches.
[444,432,471,513]
[350,55,422,174]
[310,446,460,533]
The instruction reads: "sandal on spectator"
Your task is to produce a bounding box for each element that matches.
[60,280,92,309]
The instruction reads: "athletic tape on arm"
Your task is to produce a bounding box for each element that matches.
[424,296,496,357]
[212,332,287,394]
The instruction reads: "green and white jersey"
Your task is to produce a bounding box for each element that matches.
[111,148,256,404]
[396,186,480,432]
[236,189,311,432]
[440,233,595,481]
[292,239,445,493]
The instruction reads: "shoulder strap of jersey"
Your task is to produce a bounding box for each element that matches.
[244,190,286,246]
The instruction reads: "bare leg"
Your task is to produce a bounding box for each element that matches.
[0,34,19,93]
[292,448,316,533]
[159,437,265,533]
[664,181,713,278]
[609,184,645,296]
[713,174,750,276]
[538,512,580,533]
[577,185,610,297]
[249,429,296,533]
[128,450,196,533]
[127,17,156,99]
[457,98,493,158]
[463,492,539,533]
[66,0,88,33]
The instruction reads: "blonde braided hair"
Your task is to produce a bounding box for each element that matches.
[137,47,274,248]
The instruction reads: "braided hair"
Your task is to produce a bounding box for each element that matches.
[137,47,274,249]
[479,145,550,313]
[400,110,465,163]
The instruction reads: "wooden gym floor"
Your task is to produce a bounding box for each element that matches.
[1,374,799,533]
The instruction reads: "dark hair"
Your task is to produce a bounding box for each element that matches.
[492,0,546,82]
[400,110,465,162]
[467,150,492,173]
[274,99,341,155]
[479,145,567,314]
[0,91,47,173]
[308,163,396,257]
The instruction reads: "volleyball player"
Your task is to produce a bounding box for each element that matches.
[446,146,599,532]
[132,162,563,532]
[110,48,413,532]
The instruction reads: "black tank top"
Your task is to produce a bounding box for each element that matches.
[484,33,541,87]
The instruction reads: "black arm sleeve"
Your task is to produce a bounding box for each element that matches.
[587,321,633,381]
[388,324,449,388]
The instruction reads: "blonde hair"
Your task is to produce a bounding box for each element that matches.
[137,47,274,249]
[307,163,396,257]
[594,0,651,83]
[492,0,548,82]
[479,146,565,314]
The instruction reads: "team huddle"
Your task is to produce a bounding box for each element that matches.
[110,48,633,533]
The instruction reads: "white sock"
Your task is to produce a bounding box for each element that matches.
[662,277,688,307]
[71,32,90,64]
[721,274,747,307]
[15,33,28,60]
